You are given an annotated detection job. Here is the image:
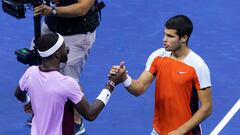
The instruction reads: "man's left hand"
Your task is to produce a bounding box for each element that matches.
[24,102,33,114]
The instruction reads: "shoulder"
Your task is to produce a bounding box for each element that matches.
[22,66,39,77]
[61,76,80,89]
[146,48,170,65]
[26,65,38,72]
[184,51,209,70]
[149,48,171,58]
[185,50,211,88]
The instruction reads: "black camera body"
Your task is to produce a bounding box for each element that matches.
[2,0,45,65]
[15,48,41,65]
[2,0,44,19]
[2,0,25,18]
[2,0,105,66]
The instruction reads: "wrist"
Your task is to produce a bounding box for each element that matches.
[96,89,111,105]
[51,6,58,15]
[122,74,132,87]
[105,80,115,92]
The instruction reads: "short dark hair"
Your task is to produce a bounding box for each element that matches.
[165,15,193,42]
[36,33,59,52]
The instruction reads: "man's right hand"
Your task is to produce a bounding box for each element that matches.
[34,4,52,16]
[108,61,127,86]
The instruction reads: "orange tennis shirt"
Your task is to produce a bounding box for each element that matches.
[145,48,211,135]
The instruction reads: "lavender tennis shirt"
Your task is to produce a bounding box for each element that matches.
[19,66,84,135]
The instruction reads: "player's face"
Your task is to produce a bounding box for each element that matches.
[163,28,181,51]
[60,43,69,63]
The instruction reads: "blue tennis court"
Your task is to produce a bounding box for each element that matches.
[0,0,239,134]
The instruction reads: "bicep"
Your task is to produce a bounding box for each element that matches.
[15,85,27,102]
[76,0,95,10]
[197,87,212,108]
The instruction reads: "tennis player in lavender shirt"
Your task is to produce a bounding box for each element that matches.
[15,33,125,135]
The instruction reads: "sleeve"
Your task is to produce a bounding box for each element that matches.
[145,48,166,75]
[19,67,33,92]
[66,78,84,104]
[195,62,211,90]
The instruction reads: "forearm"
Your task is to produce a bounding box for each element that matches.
[87,85,113,121]
[124,71,154,96]
[126,79,146,96]
[82,99,105,121]
[177,105,212,134]
[76,85,113,121]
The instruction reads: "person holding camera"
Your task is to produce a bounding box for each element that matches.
[31,0,104,134]
[15,33,123,135]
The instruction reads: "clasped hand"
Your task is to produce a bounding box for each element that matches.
[108,61,128,86]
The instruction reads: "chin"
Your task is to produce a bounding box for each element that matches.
[164,47,170,51]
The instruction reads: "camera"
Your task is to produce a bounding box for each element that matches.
[15,48,41,65]
[2,0,47,65]
[2,0,105,66]
[2,0,45,19]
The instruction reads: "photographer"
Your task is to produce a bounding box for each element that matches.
[31,0,103,134]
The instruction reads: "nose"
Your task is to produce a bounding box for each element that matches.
[163,35,167,43]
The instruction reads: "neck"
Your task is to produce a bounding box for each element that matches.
[39,59,60,72]
[171,45,190,61]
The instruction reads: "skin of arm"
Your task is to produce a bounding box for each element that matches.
[15,86,28,103]
[125,71,154,96]
[168,87,213,135]
[74,84,114,121]
[34,0,95,17]
[15,86,33,113]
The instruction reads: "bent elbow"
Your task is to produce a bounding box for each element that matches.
[133,91,142,97]
[133,88,145,97]
[203,103,213,117]
[86,116,96,122]
[207,105,213,116]
[76,7,89,16]
[84,114,97,122]
[80,10,88,16]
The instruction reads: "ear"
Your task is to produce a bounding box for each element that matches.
[55,51,61,59]
[180,35,188,44]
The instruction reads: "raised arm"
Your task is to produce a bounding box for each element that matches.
[125,71,154,96]
[109,62,155,96]
[74,67,125,121]
[74,84,113,121]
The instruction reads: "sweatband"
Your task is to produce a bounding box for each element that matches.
[38,33,64,57]
[23,94,31,105]
[122,74,132,87]
[96,89,111,105]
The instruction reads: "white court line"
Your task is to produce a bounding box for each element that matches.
[210,99,240,135]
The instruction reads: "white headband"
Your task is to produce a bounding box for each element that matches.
[38,33,64,57]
